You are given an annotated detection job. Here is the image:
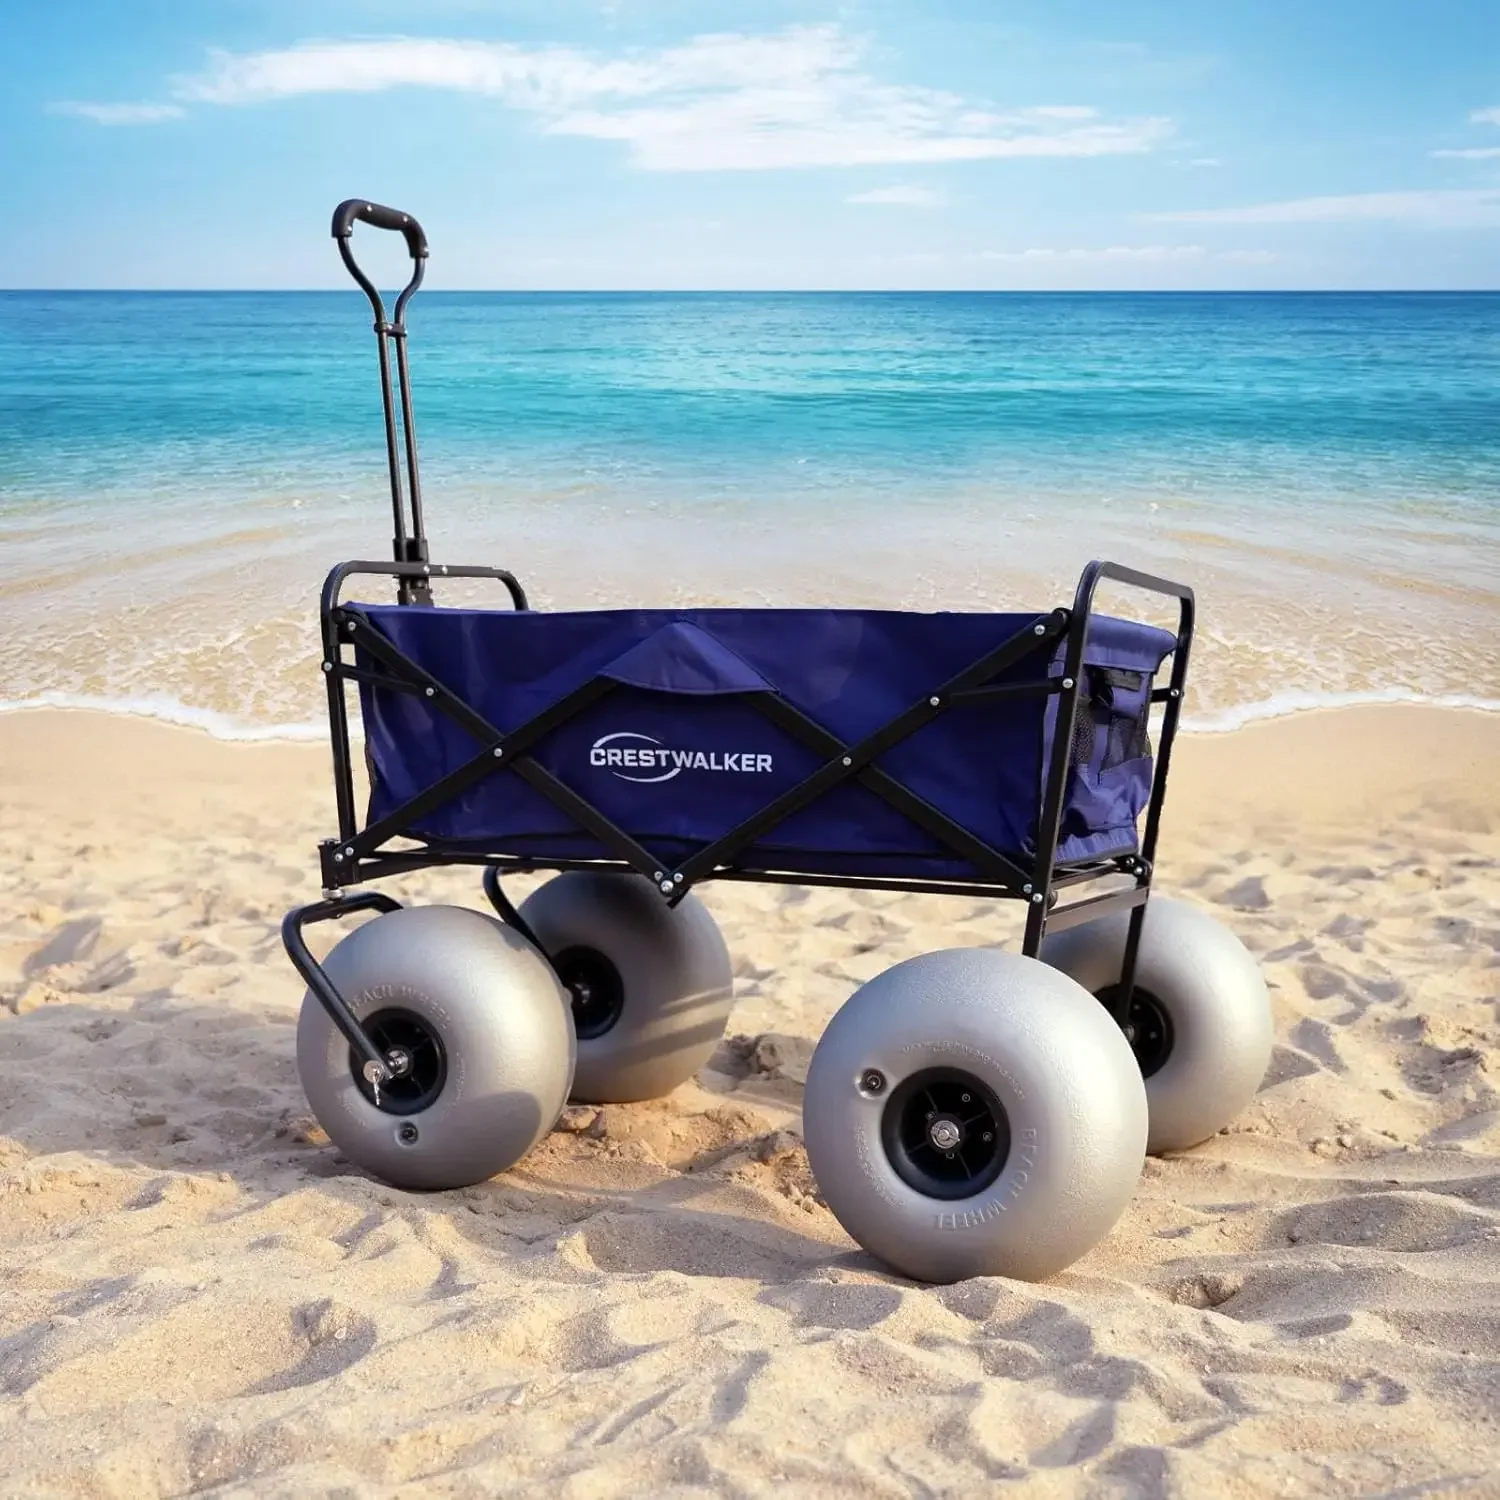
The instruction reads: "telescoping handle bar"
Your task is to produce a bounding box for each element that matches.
[332,198,432,605]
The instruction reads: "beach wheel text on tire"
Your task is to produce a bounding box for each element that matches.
[801,948,1149,1284]
[296,904,576,1191]
[1041,894,1273,1155]
[517,870,734,1104]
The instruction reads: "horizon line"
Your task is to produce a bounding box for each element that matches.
[3,285,1499,295]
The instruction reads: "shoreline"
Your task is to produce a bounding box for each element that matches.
[5,697,1497,844]
[3,685,1500,749]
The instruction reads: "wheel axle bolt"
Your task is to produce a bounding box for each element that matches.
[960,1093,970,1104]
[860,1069,886,1095]
[929,1119,962,1151]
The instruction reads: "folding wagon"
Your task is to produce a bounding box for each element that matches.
[282,202,1273,1284]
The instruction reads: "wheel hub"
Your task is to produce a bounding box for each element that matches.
[881,1068,1009,1202]
[349,1008,446,1115]
[551,946,626,1041]
[1100,985,1174,1079]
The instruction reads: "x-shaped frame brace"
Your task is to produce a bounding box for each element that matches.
[321,606,1072,903]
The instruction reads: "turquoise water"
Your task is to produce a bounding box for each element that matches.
[2,291,1497,736]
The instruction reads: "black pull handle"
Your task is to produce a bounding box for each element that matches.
[331,197,431,587]
[331,199,428,261]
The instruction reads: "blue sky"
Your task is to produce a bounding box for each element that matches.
[4,1,1497,289]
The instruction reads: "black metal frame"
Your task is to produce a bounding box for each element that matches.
[286,202,1196,1088]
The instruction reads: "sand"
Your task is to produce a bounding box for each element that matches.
[2,704,1498,1497]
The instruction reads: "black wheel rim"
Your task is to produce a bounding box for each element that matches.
[552,946,625,1041]
[880,1068,1010,1201]
[349,1008,447,1116]
[1101,985,1174,1079]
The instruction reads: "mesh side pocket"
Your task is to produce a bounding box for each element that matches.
[1096,667,1151,770]
[1071,710,1097,767]
[1106,712,1152,767]
[1065,665,1154,777]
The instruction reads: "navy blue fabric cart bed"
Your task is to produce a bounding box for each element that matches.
[357,603,1177,880]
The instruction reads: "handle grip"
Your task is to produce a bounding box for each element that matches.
[331,199,428,260]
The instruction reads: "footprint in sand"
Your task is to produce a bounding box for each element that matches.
[1217,876,1271,911]
[1287,1017,1348,1074]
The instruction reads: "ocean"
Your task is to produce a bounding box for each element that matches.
[2,289,1496,739]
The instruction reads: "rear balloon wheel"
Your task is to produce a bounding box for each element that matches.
[517,871,734,1103]
[1041,895,1273,1154]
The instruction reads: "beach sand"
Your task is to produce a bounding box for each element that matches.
[2,704,1498,1497]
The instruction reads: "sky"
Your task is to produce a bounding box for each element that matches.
[2,1,1497,290]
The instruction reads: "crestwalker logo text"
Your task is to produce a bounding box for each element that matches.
[589,731,774,784]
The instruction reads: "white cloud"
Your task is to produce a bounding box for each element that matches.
[894,244,1278,276]
[845,184,945,206]
[961,244,1276,266]
[56,26,1171,171]
[1187,156,1221,167]
[1431,106,1500,158]
[172,34,706,107]
[49,100,185,125]
[1146,189,1500,228]
[973,244,1206,263]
